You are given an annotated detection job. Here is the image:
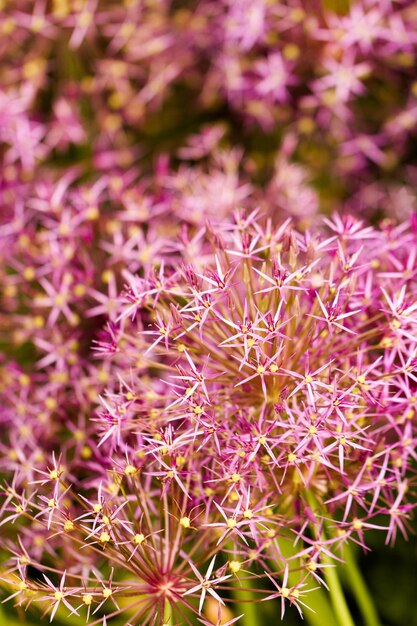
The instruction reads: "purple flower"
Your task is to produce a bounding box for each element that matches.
[2,212,417,623]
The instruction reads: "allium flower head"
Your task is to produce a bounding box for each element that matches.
[2,211,417,624]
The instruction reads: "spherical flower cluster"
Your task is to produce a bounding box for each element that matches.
[2,211,417,624]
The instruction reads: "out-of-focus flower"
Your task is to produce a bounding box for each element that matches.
[0,0,416,221]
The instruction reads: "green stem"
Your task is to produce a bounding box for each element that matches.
[232,579,261,626]
[0,606,25,626]
[305,492,380,626]
[322,552,356,626]
[303,492,355,626]
[297,584,340,626]
[278,535,339,626]
[234,577,339,626]
[342,543,382,626]
[163,599,172,625]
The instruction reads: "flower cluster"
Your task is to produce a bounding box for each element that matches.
[1,0,417,624]
[1,0,417,224]
[2,211,417,624]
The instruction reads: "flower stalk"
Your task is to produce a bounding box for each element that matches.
[321,552,356,626]
[342,543,382,626]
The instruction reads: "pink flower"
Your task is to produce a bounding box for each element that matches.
[3,212,417,624]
